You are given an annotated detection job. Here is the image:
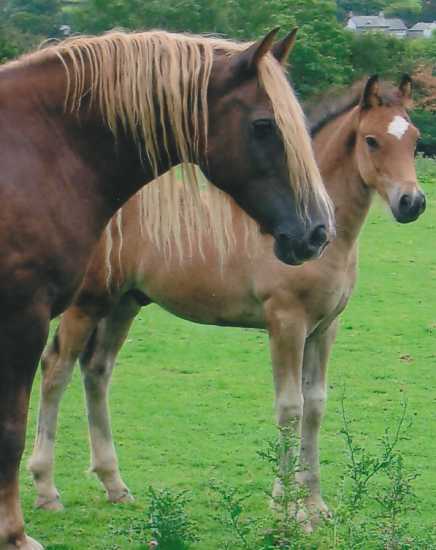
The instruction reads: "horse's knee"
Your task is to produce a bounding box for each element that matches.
[304,389,326,423]
[277,398,303,427]
[82,359,113,396]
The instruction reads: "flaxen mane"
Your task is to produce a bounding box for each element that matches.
[11,30,332,271]
[105,169,258,285]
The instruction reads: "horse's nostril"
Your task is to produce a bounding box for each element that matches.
[399,194,412,210]
[309,224,328,249]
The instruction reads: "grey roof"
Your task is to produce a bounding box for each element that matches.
[410,21,436,31]
[351,16,389,28]
[349,15,407,32]
[385,18,407,30]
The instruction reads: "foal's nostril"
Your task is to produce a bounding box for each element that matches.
[399,194,412,211]
[308,224,328,249]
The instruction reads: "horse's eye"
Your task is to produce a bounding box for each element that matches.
[253,119,275,139]
[365,136,379,150]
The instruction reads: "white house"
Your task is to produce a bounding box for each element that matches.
[346,12,408,38]
[408,22,436,38]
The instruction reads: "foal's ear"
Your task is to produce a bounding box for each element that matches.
[360,75,381,109]
[232,27,280,77]
[399,74,413,105]
[271,28,298,65]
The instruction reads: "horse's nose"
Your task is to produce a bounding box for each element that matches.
[273,222,334,266]
[397,190,426,223]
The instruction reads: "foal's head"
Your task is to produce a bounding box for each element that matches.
[204,30,334,265]
[354,75,425,223]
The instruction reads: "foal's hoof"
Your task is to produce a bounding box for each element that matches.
[34,495,64,512]
[296,508,314,534]
[5,535,44,549]
[307,498,332,525]
[108,489,134,504]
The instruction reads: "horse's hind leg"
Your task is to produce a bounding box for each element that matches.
[0,305,49,550]
[80,291,144,503]
[298,320,338,524]
[28,306,100,511]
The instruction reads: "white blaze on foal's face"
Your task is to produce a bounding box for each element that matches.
[387,115,410,140]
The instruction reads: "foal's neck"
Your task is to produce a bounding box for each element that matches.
[315,107,372,254]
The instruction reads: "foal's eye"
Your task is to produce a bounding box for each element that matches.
[365,136,379,150]
[252,119,275,139]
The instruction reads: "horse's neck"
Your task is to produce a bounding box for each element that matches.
[3,54,171,220]
[315,108,373,255]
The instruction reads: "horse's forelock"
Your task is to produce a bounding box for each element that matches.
[256,57,334,225]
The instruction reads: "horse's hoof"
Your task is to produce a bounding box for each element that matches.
[34,496,64,512]
[109,489,134,504]
[23,536,44,550]
[5,535,44,549]
[307,499,332,529]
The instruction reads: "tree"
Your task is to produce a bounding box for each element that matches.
[337,0,387,20]
[70,0,238,36]
[4,0,62,36]
[384,0,423,26]
[0,0,64,57]
[349,31,415,80]
[0,25,21,62]
[421,0,436,21]
[253,0,354,97]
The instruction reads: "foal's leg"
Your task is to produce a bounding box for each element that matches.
[28,306,99,510]
[266,303,307,504]
[298,320,338,522]
[79,292,142,503]
[0,305,49,550]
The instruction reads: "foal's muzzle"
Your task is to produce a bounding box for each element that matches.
[392,190,426,224]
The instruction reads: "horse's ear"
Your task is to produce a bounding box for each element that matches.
[232,28,280,77]
[399,74,413,105]
[360,75,381,109]
[271,28,298,65]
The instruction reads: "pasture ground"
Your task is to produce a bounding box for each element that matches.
[22,173,436,549]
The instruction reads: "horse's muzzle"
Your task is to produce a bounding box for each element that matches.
[273,223,331,266]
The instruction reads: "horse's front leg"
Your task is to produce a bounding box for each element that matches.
[28,306,99,511]
[0,304,49,550]
[266,301,307,510]
[298,320,338,524]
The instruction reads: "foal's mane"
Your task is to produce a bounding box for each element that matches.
[306,79,405,137]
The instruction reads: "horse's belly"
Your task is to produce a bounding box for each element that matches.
[137,270,265,328]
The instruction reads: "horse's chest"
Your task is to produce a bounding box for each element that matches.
[307,270,356,336]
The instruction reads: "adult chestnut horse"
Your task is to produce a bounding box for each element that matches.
[30,75,425,530]
[0,29,335,550]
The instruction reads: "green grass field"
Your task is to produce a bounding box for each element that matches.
[21,173,436,549]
